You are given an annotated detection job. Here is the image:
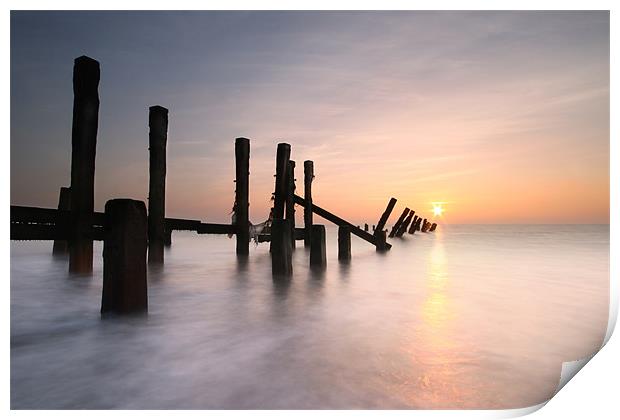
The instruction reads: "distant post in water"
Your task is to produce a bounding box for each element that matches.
[389,207,410,238]
[364,223,369,232]
[421,218,428,232]
[396,210,414,237]
[69,56,100,274]
[409,215,418,234]
[147,106,168,264]
[310,224,327,268]
[101,199,148,316]
[52,186,71,256]
[303,160,314,248]
[235,137,250,255]
[430,222,437,232]
[272,143,292,276]
[338,225,351,261]
[286,160,296,250]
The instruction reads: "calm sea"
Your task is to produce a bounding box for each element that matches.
[10,224,609,409]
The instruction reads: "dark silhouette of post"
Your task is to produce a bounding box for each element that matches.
[396,210,414,237]
[415,217,422,232]
[147,106,168,264]
[430,223,437,232]
[375,197,396,251]
[303,160,314,248]
[52,187,71,256]
[310,224,326,268]
[235,137,250,255]
[409,215,419,234]
[272,143,292,276]
[338,225,351,261]
[101,199,148,315]
[421,218,429,232]
[389,207,410,238]
[364,223,369,232]
[164,229,172,247]
[286,160,296,250]
[69,56,99,274]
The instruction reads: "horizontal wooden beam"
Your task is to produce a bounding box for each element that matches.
[196,223,236,235]
[292,195,391,249]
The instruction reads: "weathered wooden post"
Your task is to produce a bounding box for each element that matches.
[338,225,351,261]
[389,207,410,238]
[372,224,376,232]
[69,56,100,274]
[364,223,369,232]
[310,224,327,268]
[147,106,168,264]
[430,223,437,232]
[409,215,418,234]
[303,160,314,248]
[235,137,250,255]
[422,218,429,232]
[286,160,296,250]
[374,197,396,251]
[101,199,148,316]
[52,186,71,256]
[272,143,292,276]
[415,217,422,232]
[396,210,414,237]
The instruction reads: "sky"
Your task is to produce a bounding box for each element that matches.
[10,11,609,224]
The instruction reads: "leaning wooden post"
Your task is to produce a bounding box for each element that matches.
[421,218,429,232]
[69,56,99,274]
[408,215,418,234]
[396,210,414,237]
[303,160,314,248]
[375,197,396,251]
[52,186,71,256]
[272,143,292,276]
[286,160,296,250]
[338,225,351,261]
[235,137,250,255]
[147,106,168,264]
[101,199,148,316]
[310,224,327,268]
[429,223,437,232]
[389,207,410,238]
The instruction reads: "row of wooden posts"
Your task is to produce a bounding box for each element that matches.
[10,55,438,317]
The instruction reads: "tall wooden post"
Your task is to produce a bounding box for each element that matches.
[272,143,292,276]
[338,225,351,261]
[422,218,428,232]
[310,224,327,268]
[389,207,410,238]
[396,210,414,237]
[69,56,99,274]
[235,137,250,255]
[286,160,296,250]
[147,106,168,264]
[303,160,314,248]
[409,215,419,234]
[374,197,396,251]
[101,199,148,315]
[52,186,71,256]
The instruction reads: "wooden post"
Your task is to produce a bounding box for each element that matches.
[364,223,369,232]
[415,217,422,232]
[310,224,327,268]
[396,210,414,237]
[101,199,148,315]
[389,207,410,238]
[303,160,314,248]
[286,160,296,250]
[235,137,250,255]
[69,56,99,274]
[147,106,168,264]
[375,197,397,251]
[272,143,292,275]
[430,223,437,232]
[52,187,71,256]
[409,215,418,234]
[164,228,172,247]
[338,225,351,261]
[372,224,376,232]
[271,219,292,276]
[421,218,428,232]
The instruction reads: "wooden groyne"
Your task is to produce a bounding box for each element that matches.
[10,55,440,314]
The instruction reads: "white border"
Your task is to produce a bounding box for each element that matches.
[3,1,617,418]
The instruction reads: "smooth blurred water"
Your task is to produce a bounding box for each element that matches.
[10,225,609,409]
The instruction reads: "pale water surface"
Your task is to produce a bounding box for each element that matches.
[10,225,609,409]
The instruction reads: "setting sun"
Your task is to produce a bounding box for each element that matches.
[433,203,444,217]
